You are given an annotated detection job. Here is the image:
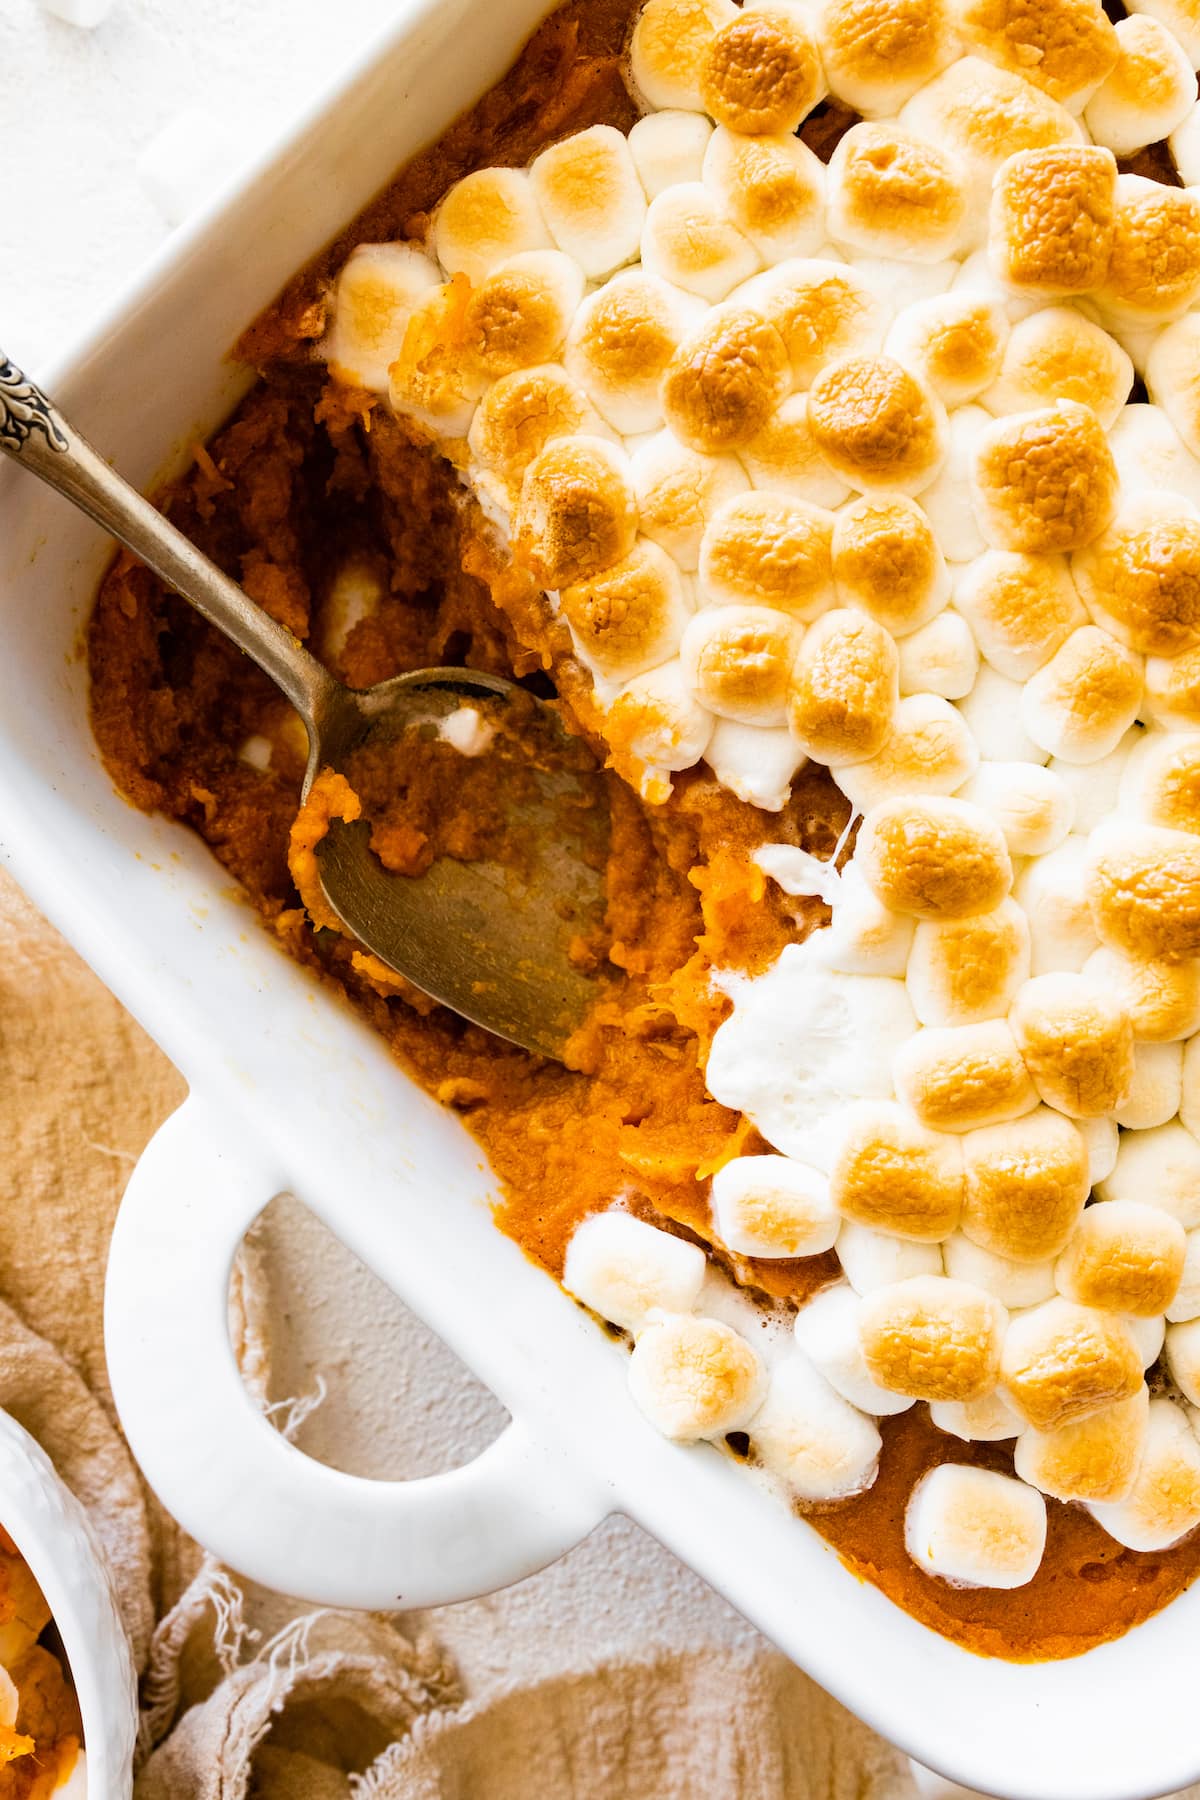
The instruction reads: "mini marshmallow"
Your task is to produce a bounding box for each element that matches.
[1185,1035,1200,1141]
[943,1232,1058,1308]
[1107,404,1200,511]
[1113,1040,1184,1130]
[1131,0,1200,67]
[629,0,740,111]
[663,307,792,455]
[516,434,636,589]
[1166,1316,1200,1403]
[837,1220,944,1292]
[1014,835,1100,973]
[605,660,715,801]
[831,496,950,636]
[958,667,1051,768]
[906,1464,1047,1588]
[631,430,750,570]
[907,901,1031,1029]
[681,604,802,725]
[433,168,551,284]
[702,127,827,262]
[957,0,1118,109]
[894,1019,1038,1132]
[961,1107,1090,1261]
[826,125,967,265]
[1089,1396,1200,1548]
[1080,1115,1120,1186]
[1173,102,1200,190]
[856,795,1013,921]
[699,492,834,618]
[854,255,961,313]
[818,863,917,977]
[641,182,761,301]
[829,1099,964,1240]
[629,111,715,198]
[736,258,890,388]
[916,406,991,567]
[559,538,694,683]
[836,694,979,812]
[988,147,1117,298]
[563,1212,707,1331]
[1057,1200,1186,1315]
[530,126,646,279]
[859,1274,1007,1400]
[1097,176,1200,327]
[930,1390,1025,1441]
[465,250,585,379]
[1148,313,1200,471]
[1097,1120,1200,1228]
[710,1153,839,1257]
[1083,946,1200,1043]
[818,0,957,115]
[1015,1388,1149,1504]
[1086,820,1200,962]
[787,608,899,765]
[1084,16,1196,156]
[749,1353,883,1500]
[739,394,853,508]
[1167,1228,1200,1322]
[897,613,979,702]
[629,1312,765,1440]
[953,247,1048,324]
[327,243,443,393]
[1128,1311,1166,1370]
[1001,1297,1143,1428]
[885,295,1009,408]
[982,309,1132,431]
[1146,646,1200,731]
[1020,627,1143,764]
[1050,727,1140,835]
[1073,496,1200,658]
[970,402,1119,556]
[793,1282,917,1414]
[699,5,825,135]
[566,271,704,435]
[318,555,384,663]
[808,356,948,497]
[1010,971,1135,1118]
[469,365,610,505]
[387,280,488,439]
[959,763,1074,858]
[703,719,807,810]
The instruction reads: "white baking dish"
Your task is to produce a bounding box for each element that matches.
[2,5,1199,1795]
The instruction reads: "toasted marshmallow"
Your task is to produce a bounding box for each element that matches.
[954,246,1049,324]
[808,356,948,497]
[826,124,967,266]
[1089,1396,1200,1548]
[971,402,1118,556]
[711,1153,839,1256]
[1167,1228,1200,1321]
[1097,1120,1200,1227]
[857,795,1013,921]
[787,608,899,764]
[749,1353,883,1500]
[642,182,761,302]
[1050,728,1140,836]
[832,496,949,636]
[961,1107,1089,1260]
[432,168,551,284]
[914,406,989,567]
[930,1390,1025,1440]
[739,394,853,508]
[1010,971,1135,1117]
[958,665,1052,765]
[956,0,1118,109]
[1097,176,1200,327]
[629,1312,764,1440]
[560,539,693,683]
[1021,626,1143,764]
[818,862,917,976]
[907,901,1030,1029]
[1015,1387,1149,1504]
[943,1232,1058,1307]
[703,127,827,263]
[983,310,1132,432]
[699,491,834,617]
[837,1221,944,1292]
[818,0,957,114]
[859,1274,1007,1400]
[896,612,979,704]
[629,111,714,199]
[699,5,825,135]
[1057,1200,1186,1315]
[469,365,608,506]
[516,434,636,589]
[663,307,792,454]
[837,694,978,812]
[566,271,703,436]
[326,243,442,392]
[1113,1039,1184,1130]
[794,1283,917,1413]
[886,296,1009,408]
[960,763,1074,858]
[1081,1115,1120,1186]
[1084,946,1200,1043]
[1084,16,1196,155]
[631,430,750,570]
[1015,836,1099,973]
[1073,496,1200,659]
[987,146,1116,301]
[464,250,586,380]
[629,0,740,111]
[1146,646,1200,731]
[1087,820,1200,962]
[1107,403,1200,511]
[704,719,807,810]
[386,277,490,439]
[681,604,801,725]
[1001,1297,1143,1428]
[1166,1316,1200,1403]
[529,126,646,280]
[895,1019,1037,1131]
[907,1463,1046,1588]
[563,1211,706,1331]
[737,258,890,388]
[605,660,715,801]
[830,1099,964,1240]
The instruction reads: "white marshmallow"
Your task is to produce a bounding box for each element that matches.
[837,1221,944,1293]
[628,111,714,198]
[710,1154,839,1258]
[942,1232,1058,1309]
[1079,1114,1120,1186]
[641,182,761,301]
[1098,1120,1200,1227]
[1089,1397,1200,1549]
[1167,1315,1200,1401]
[739,393,854,509]
[1014,835,1100,974]
[1113,1041,1184,1130]
[959,762,1074,858]
[628,1312,765,1441]
[749,1353,883,1500]
[1128,1311,1166,1370]
[703,719,807,811]
[1084,16,1196,156]
[793,1283,916,1415]
[929,1390,1024,1442]
[325,243,441,392]
[605,660,715,801]
[906,1464,1047,1588]
[1050,728,1141,836]
[1170,104,1200,188]
[953,249,1047,325]
[1184,1035,1200,1140]
[897,612,979,701]
[855,257,961,314]
[817,863,917,978]
[957,665,1052,766]
[1107,404,1200,512]
[1129,0,1200,67]
[238,735,272,773]
[916,407,991,565]
[563,1212,706,1332]
[1166,1228,1200,1323]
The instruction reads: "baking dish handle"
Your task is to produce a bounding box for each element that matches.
[104,1096,608,1608]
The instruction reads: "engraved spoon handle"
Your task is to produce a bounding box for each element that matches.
[0,350,338,728]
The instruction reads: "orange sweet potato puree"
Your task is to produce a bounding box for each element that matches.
[85,0,1200,1659]
[0,1532,81,1798]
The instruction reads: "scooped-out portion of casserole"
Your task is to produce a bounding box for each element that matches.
[89,0,1200,1658]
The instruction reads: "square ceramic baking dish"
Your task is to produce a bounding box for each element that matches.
[2,5,1199,1795]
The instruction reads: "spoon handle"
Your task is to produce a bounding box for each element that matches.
[0,350,337,729]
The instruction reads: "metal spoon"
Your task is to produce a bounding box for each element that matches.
[0,351,610,1059]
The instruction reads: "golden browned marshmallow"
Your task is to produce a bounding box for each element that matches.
[641,183,761,302]
[907,901,1031,1030]
[885,296,1009,408]
[960,1107,1089,1262]
[818,0,957,115]
[566,272,702,437]
[1121,731,1200,838]
[628,1312,764,1440]
[529,126,646,280]
[1145,313,1200,462]
[1145,645,1200,731]
[432,167,552,284]
[1001,1297,1143,1429]
[896,612,979,700]
[956,0,1119,109]
[959,762,1075,857]
[1084,15,1196,155]
[988,147,1116,298]
[516,435,638,590]
[1020,626,1143,763]
[859,1274,1007,1401]
[832,496,950,636]
[699,4,825,135]
[1056,1199,1186,1316]
[699,491,834,617]
[1087,820,1200,961]
[605,660,715,801]
[808,355,948,498]
[463,251,585,379]
[831,1101,964,1240]
[739,258,890,388]
[895,1019,1038,1131]
[786,608,898,764]
[1073,497,1200,658]
[629,0,740,111]
[953,551,1086,681]
[681,603,802,725]
[387,278,487,439]
[1014,1387,1149,1503]
[327,243,442,392]
[702,127,827,262]
[559,539,694,682]
[857,795,1014,921]
[1089,1396,1200,1550]
[982,309,1132,431]
[905,1463,1047,1586]
[631,430,749,571]
[837,694,979,812]
[468,365,608,506]
[970,401,1118,555]
[1134,0,1200,69]
[661,307,791,455]
[826,125,967,265]
[739,394,852,509]
[1097,176,1200,326]
[1010,970,1135,1116]
[1084,945,1200,1042]
[628,110,714,199]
